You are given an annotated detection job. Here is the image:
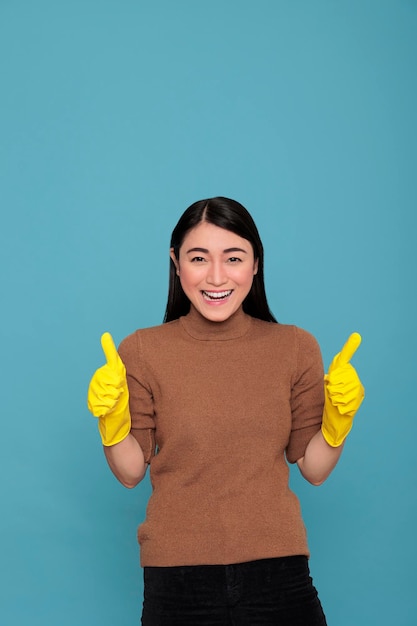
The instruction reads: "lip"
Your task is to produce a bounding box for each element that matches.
[201,289,233,305]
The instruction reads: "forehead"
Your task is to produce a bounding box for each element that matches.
[181,221,251,251]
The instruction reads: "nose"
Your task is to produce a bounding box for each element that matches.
[207,260,227,286]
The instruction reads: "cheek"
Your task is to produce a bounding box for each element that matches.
[237,267,257,285]
[179,266,202,288]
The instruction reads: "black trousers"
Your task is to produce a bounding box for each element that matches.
[141,555,327,625]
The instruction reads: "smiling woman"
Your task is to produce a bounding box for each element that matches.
[165,196,276,323]
[169,222,258,322]
[87,196,365,625]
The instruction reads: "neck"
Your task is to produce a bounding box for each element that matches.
[180,305,251,341]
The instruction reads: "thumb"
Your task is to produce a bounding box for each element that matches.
[101,332,120,369]
[332,332,362,370]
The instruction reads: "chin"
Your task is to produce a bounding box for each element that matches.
[199,306,238,322]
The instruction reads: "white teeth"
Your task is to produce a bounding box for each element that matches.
[202,290,232,300]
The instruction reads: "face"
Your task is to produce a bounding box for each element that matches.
[170,221,258,322]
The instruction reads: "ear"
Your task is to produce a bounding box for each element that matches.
[170,248,180,275]
[253,258,259,275]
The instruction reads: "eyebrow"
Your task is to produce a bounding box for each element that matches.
[186,247,248,254]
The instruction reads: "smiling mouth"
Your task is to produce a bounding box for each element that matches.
[202,290,233,301]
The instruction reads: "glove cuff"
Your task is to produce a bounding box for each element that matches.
[98,404,131,446]
[321,421,352,447]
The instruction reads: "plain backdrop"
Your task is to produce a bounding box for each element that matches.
[1,1,416,624]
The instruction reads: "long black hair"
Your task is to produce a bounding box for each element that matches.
[163,196,277,323]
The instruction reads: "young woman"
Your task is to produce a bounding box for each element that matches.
[88,197,364,625]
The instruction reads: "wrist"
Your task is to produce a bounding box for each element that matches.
[98,401,131,446]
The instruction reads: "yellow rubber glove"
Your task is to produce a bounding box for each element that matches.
[87,332,131,446]
[322,332,365,447]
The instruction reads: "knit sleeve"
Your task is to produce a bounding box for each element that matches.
[118,332,156,463]
[286,327,324,464]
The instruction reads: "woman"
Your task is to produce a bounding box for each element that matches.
[88,197,364,625]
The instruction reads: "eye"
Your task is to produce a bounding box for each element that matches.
[227,257,242,263]
[190,256,206,263]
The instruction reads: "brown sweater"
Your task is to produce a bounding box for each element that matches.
[118,305,324,567]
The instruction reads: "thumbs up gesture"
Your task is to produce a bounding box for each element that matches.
[321,333,365,447]
[87,333,131,446]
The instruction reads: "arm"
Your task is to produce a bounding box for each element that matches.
[88,332,148,489]
[297,333,364,486]
[103,434,147,488]
[296,431,344,486]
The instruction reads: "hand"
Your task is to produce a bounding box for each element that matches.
[321,333,365,447]
[87,333,131,446]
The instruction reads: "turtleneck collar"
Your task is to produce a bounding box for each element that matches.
[179,305,252,341]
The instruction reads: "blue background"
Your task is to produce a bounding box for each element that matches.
[1,1,416,624]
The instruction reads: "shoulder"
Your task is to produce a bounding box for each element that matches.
[249,319,322,367]
[250,318,320,346]
[118,320,181,357]
[118,321,184,380]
